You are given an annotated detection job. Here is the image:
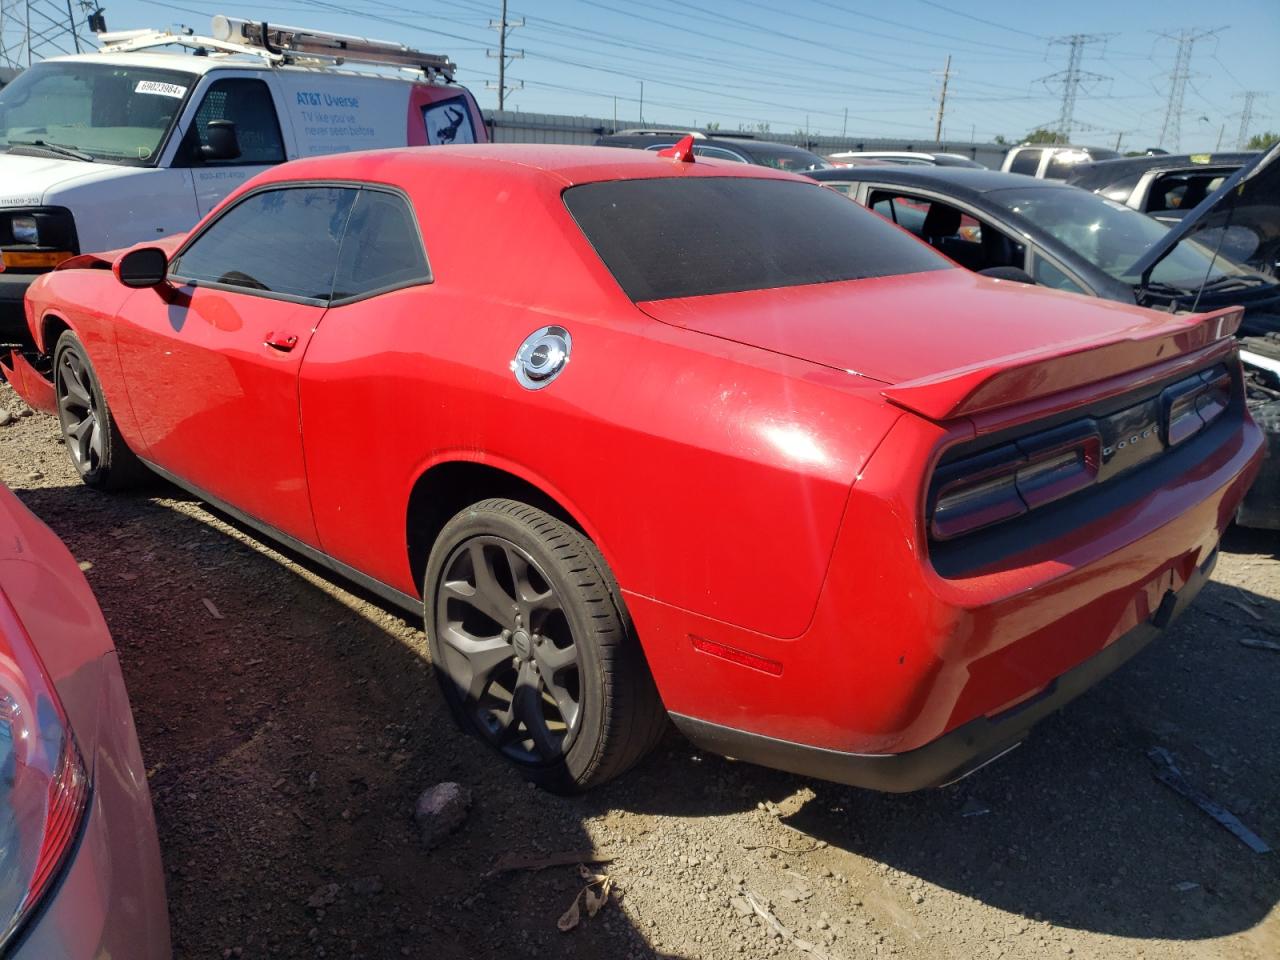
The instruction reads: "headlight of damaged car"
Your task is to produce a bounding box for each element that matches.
[8,217,38,245]
[0,209,79,270]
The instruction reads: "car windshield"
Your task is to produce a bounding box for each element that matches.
[564,177,949,301]
[737,143,832,172]
[0,61,195,165]
[985,186,1264,291]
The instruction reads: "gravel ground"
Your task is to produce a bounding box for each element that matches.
[2,384,1278,960]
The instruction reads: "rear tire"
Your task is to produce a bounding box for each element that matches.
[53,330,146,490]
[424,498,666,792]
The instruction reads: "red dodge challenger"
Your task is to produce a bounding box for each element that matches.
[2,144,1264,793]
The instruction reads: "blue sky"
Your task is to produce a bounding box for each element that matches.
[98,0,1280,149]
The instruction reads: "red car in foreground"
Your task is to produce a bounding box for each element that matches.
[0,481,169,956]
[3,144,1263,793]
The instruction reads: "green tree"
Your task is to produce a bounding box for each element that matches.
[1246,131,1278,150]
[1024,127,1064,144]
[704,121,721,132]
[993,134,1008,145]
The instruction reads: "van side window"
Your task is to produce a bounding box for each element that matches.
[181,78,286,165]
[423,95,476,145]
[1008,149,1042,176]
[171,187,358,300]
[332,190,431,301]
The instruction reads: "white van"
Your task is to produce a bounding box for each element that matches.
[0,16,486,338]
[1000,144,1121,180]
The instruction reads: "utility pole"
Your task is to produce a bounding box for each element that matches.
[842,106,847,138]
[1233,91,1265,150]
[638,80,643,125]
[1156,27,1223,152]
[933,55,950,144]
[1039,34,1113,144]
[486,0,524,111]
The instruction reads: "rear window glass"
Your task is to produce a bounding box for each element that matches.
[563,177,949,301]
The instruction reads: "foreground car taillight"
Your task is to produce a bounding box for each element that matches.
[0,591,89,948]
[1164,367,1232,447]
[931,423,1101,540]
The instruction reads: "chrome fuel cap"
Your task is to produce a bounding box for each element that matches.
[511,325,572,390]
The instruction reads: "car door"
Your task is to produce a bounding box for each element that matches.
[113,184,358,546]
[295,187,435,588]
[172,74,290,217]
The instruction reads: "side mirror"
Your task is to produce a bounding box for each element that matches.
[200,120,241,162]
[114,247,169,288]
[977,266,1036,285]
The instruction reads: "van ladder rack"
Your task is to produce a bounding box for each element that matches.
[97,15,456,82]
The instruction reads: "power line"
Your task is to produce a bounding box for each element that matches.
[1039,33,1114,142]
[1155,27,1225,151]
[1234,91,1266,150]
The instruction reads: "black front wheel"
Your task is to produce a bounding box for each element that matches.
[53,330,145,490]
[424,498,666,792]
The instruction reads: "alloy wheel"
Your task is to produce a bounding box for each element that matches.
[56,349,102,476]
[434,535,582,765]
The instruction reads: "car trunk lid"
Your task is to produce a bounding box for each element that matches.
[638,269,1244,418]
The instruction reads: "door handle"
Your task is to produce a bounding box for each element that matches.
[264,332,298,352]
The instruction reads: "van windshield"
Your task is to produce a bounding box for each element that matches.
[0,61,195,166]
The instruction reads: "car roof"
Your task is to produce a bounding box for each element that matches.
[1067,151,1259,188]
[257,143,805,189]
[806,165,1057,197]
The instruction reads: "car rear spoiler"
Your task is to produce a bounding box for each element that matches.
[881,306,1243,421]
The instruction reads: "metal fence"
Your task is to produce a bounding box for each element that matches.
[483,109,1011,168]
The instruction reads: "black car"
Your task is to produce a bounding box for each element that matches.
[806,164,1280,334]
[1067,151,1259,224]
[595,129,830,172]
[808,157,1280,529]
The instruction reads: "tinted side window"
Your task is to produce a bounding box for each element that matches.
[332,190,431,300]
[172,187,357,300]
[1008,149,1042,176]
[181,78,285,165]
[1033,255,1088,294]
[1044,153,1083,180]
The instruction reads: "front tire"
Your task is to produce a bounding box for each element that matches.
[53,330,145,490]
[424,498,666,792]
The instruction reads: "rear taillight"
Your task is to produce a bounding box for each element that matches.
[1164,367,1231,446]
[0,590,89,949]
[929,364,1234,543]
[932,423,1100,540]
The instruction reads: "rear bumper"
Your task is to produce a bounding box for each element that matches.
[671,547,1214,792]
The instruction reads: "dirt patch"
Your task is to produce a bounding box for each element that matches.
[3,384,1278,960]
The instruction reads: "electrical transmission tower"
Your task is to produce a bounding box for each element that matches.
[1038,33,1113,143]
[0,0,100,69]
[486,0,523,111]
[1155,27,1223,152]
[1233,91,1265,150]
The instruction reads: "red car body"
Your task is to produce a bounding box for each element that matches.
[0,482,169,956]
[5,145,1264,790]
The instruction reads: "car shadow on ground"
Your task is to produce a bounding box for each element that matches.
[14,479,689,959]
[606,530,1280,945]
[13,477,1280,956]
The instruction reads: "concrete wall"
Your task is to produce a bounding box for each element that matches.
[483,109,1010,169]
